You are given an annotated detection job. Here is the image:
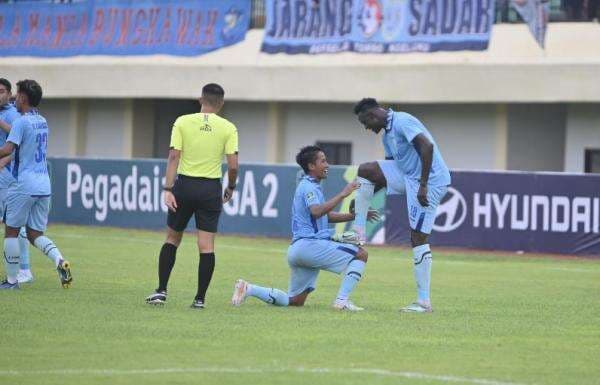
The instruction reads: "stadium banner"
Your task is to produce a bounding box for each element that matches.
[385,171,600,256]
[261,0,495,54]
[0,0,250,57]
[47,158,356,238]
[48,158,599,255]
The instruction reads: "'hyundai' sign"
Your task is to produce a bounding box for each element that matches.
[385,171,600,256]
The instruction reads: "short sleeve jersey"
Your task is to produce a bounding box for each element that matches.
[7,110,51,195]
[383,110,451,187]
[291,176,332,242]
[170,113,238,179]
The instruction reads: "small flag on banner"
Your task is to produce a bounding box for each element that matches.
[511,0,550,48]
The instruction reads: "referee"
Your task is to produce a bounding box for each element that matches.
[145,83,238,309]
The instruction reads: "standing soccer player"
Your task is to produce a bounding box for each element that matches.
[231,145,378,311]
[0,78,33,284]
[0,79,72,290]
[145,83,238,309]
[352,98,451,313]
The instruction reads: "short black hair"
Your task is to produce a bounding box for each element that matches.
[296,145,323,174]
[17,79,42,107]
[353,98,379,115]
[201,83,225,106]
[0,78,11,93]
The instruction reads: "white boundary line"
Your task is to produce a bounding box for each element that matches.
[0,366,530,385]
[50,232,599,272]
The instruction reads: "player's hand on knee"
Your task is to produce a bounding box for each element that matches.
[164,191,178,212]
[367,209,381,222]
[341,181,360,197]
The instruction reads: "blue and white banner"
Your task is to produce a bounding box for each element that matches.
[0,0,250,57]
[510,0,549,48]
[261,0,495,54]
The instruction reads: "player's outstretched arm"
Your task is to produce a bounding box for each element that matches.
[328,212,355,223]
[0,120,10,134]
[309,181,359,219]
[412,134,434,207]
[0,141,15,159]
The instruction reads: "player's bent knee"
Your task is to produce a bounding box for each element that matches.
[288,296,306,307]
[410,230,429,247]
[356,248,368,262]
[358,162,378,181]
[25,227,42,244]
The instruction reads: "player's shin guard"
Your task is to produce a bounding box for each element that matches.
[352,177,375,240]
[195,253,215,302]
[248,284,289,306]
[33,236,63,267]
[3,238,20,283]
[157,243,177,292]
[413,244,432,304]
[18,227,30,270]
[336,259,366,301]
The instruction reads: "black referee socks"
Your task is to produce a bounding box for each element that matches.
[195,252,215,302]
[157,243,177,292]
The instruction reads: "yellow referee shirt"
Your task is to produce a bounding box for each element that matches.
[170,113,238,178]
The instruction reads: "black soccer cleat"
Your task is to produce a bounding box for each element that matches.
[145,290,167,305]
[190,299,205,309]
[56,259,73,289]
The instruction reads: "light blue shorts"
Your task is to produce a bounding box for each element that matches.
[377,160,406,195]
[405,178,448,235]
[287,238,358,297]
[4,193,51,231]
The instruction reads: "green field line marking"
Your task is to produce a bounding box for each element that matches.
[0,366,530,385]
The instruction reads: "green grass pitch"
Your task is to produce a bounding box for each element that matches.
[1,224,599,385]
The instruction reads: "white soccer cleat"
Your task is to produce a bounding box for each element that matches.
[17,270,34,284]
[400,301,433,313]
[331,230,365,246]
[333,299,364,312]
[231,279,249,306]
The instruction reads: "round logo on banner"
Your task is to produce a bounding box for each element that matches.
[433,187,467,232]
[358,0,383,38]
[381,0,404,41]
[221,7,245,43]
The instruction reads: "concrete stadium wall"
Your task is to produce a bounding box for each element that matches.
[506,104,567,172]
[564,104,600,172]
[36,98,600,173]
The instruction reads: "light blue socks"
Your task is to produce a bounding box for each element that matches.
[18,227,30,270]
[248,284,289,306]
[352,177,374,237]
[336,259,366,301]
[4,238,20,283]
[33,236,63,267]
[413,244,432,304]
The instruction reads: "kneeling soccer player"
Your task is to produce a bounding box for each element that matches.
[231,145,378,311]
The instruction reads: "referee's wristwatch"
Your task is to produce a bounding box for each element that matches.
[163,186,174,192]
[226,184,236,190]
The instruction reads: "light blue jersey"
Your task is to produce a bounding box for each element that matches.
[7,110,51,196]
[291,176,332,242]
[383,110,451,187]
[0,103,20,189]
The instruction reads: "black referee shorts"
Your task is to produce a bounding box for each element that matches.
[167,175,222,233]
